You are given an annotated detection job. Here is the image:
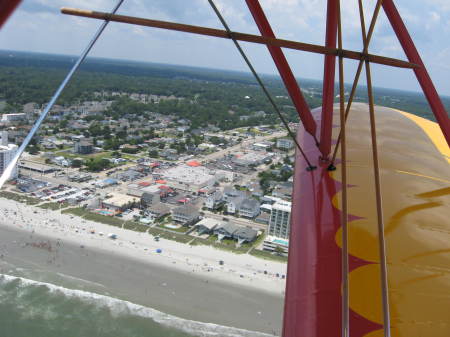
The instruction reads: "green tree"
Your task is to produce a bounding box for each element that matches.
[71,159,83,168]
[149,150,158,158]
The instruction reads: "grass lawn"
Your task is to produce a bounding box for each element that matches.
[0,191,41,205]
[191,237,248,254]
[38,202,70,210]
[148,227,192,243]
[249,249,288,262]
[156,224,189,233]
[62,208,124,227]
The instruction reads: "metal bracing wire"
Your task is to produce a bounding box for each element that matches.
[0,0,126,189]
[336,1,349,336]
[207,0,316,171]
[329,0,384,168]
[357,1,392,336]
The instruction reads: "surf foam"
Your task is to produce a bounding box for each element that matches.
[0,274,276,337]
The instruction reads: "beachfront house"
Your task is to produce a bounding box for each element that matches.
[146,203,170,220]
[232,226,258,244]
[171,204,200,225]
[194,218,222,235]
[213,222,239,241]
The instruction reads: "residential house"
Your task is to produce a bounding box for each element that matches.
[272,182,293,201]
[74,139,93,154]
[141,192,160,207]
[205,191,224,210]
[213,222,239,240]
[147,203,170,220]
[171,204,200,225]
[226,195,245,214]
[233,226,258,244]
[255,212,270,225]
[223,186,247,201]
[238,198,260,218]
[194,218,222,235]
[52,156,70,167]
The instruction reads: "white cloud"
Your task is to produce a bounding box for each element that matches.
[1,0,450,95]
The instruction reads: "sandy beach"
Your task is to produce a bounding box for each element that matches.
[0,198,286,335]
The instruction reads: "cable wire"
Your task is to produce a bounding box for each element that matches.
[336,1,349,336]
[0,0,126,189]
[329,0,384,169]
[358,1,392,336]
[207,0,316,171]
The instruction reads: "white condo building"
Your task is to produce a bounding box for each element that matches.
[263,199,291,255]
[268,199,291,239]
[0,131,18,179]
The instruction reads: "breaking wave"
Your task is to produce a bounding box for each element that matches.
[0,274,275,337]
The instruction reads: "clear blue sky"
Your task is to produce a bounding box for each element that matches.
[1,0,450,95]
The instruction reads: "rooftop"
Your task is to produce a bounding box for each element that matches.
[103,193,136,207]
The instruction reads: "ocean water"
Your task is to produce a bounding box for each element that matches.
[0,273,272,337]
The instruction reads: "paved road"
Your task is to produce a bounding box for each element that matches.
[200,130,287,163]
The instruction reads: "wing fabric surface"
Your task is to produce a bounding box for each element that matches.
[285,103,450,337]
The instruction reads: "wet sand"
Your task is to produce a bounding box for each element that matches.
[0,221,284,335]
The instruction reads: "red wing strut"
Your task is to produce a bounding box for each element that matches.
[320,0,339,159]
[0,0,22,29]
[245,0,318,139]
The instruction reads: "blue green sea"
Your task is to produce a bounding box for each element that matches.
[0,272,271,337]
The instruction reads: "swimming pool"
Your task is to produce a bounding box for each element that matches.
[96,209,114,216]
[273,238,288,246]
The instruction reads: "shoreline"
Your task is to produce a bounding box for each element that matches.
[0,198,286,335]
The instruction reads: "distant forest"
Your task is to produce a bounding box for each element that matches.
[1,50,449,125]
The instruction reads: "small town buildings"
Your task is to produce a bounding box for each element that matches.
[162,164,222,193]
[0,131,18,179]
[94,178,118,188]
[223,186,247,201]
[272,182,293,201]
[171,204,200,225]
[1,113,26,122]
[116,169,142,182]
[252,142,272,152]
[276,138,294,150]
[52,156,71,167]
[232,151,272,167]
[141,192,160,207]
[74,139,94,154]
[101,193,137,212]
[19,161,58,175]
[205,190,224,210]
